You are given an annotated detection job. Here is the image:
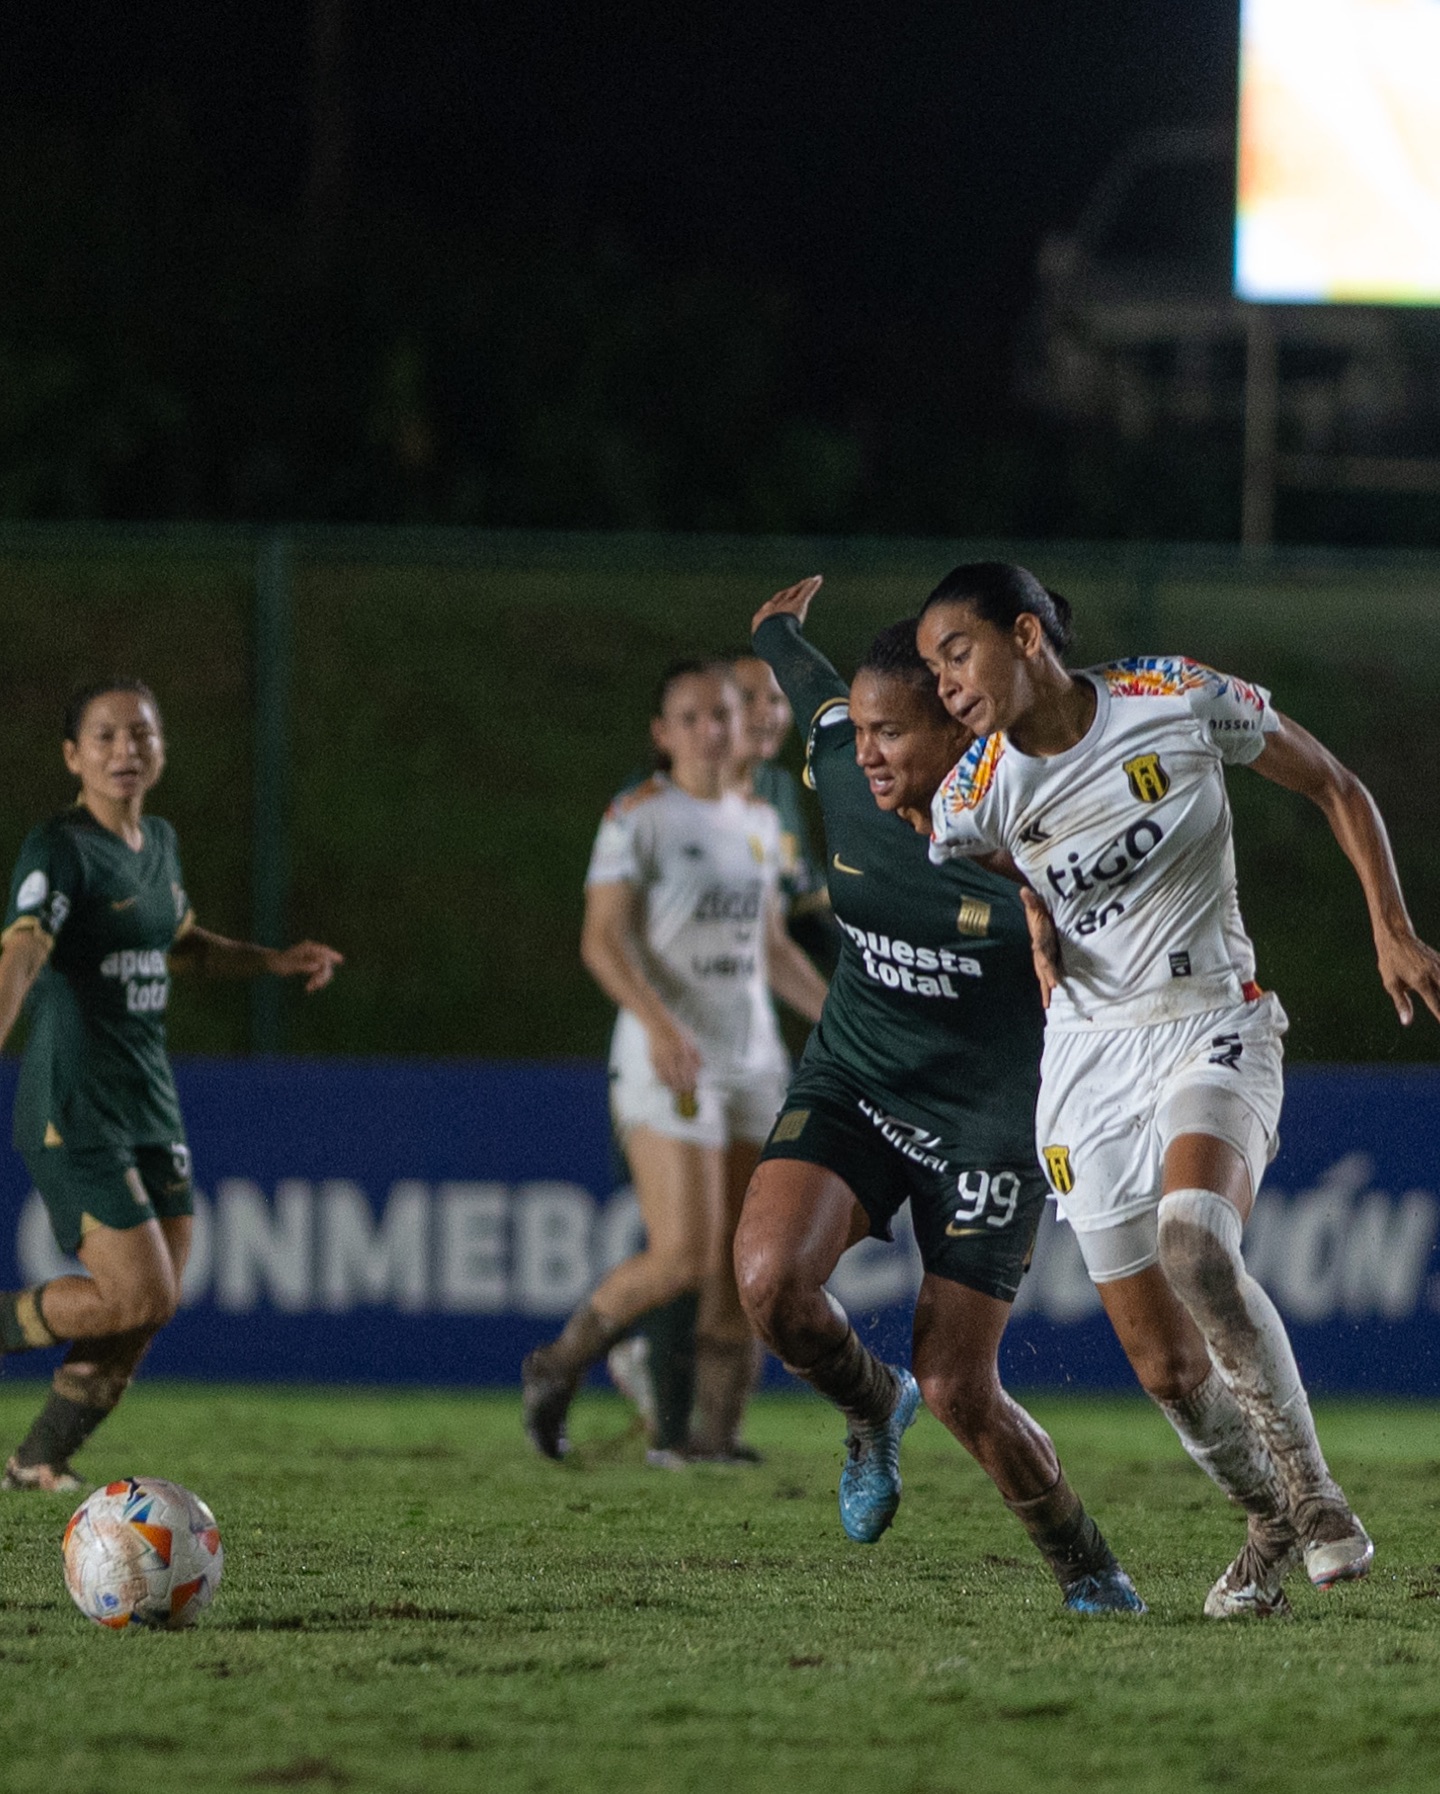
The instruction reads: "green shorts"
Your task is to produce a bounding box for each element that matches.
[22,1139,195,1256]
[758,1067,1046,1302]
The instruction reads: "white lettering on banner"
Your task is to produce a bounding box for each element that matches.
[436,1183,508,1312]
[320,1180,428,1312]
[215,1180,312,1312]
[11,1158,1436,1321]
[514,1183,594,1313]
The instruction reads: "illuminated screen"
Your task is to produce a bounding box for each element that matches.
[1236,0,1440,302]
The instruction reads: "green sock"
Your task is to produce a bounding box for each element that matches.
[642,1294,698,1451]
[13,1393,111,1471]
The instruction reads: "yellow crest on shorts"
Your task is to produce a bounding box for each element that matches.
[1041,1144,1074,1194]
[1122,753,1170,803]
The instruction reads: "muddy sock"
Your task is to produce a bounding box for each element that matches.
[13,1394,109,1470]
[12,1348,138,1471]
[642,1294,698,1451]
[1004,1472,1120,1589]
[529,1303,624,1385]
[1158,1190,1342,1516]
[0,1287,57,1354]
[1153,1362,1288,1522]
[787,1324,897,1431]
[690,1335,754,1455]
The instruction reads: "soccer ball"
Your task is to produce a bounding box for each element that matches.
[63,1477,224,1630]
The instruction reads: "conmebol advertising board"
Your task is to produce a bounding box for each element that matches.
[0,1061,1436,1393]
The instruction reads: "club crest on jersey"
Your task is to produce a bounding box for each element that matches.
[1122,753,1170,803]
[748,836,766,865]
[1041,1144,1074,1194]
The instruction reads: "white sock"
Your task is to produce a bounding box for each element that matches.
[1153,1363,1284,1519]
[1157,1187,1343,1517]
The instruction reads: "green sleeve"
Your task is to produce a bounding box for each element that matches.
[3,823,82,942]
[752,614,847,733]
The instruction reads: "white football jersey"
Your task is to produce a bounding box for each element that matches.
[929,658,1279,1030]
[586,775,788,1073]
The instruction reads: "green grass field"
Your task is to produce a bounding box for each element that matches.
[1,1386,1437,1794]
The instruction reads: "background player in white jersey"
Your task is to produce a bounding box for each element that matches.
[607,647,840,1454]
[523,661,827,1461]
[920,561,1440,1619]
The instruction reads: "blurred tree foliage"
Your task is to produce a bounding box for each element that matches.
[0,87,1286,542]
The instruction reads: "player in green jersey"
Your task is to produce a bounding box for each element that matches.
[0,680,342,1491]
[733,577,1142,1613]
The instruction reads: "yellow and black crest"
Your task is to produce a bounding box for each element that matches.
[1122,753,1170,803]
[1041,1144,1074,1194]
[956,897,991,937]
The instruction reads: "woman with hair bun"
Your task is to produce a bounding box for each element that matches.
[919,560,1440,1618]
[0,680,341,1491]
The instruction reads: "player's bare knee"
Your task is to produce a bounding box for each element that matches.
[646,1249,702,1308]
[918,1368,994,1447]
[111,1275,179,1333]
[735,1246,812,1346]
[1130,1335,1211,1404]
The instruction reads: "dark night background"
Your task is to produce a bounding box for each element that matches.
[10,1,1429,542]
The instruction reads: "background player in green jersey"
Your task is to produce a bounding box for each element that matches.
[733,577,1142,1613]
[0,679,342,1491]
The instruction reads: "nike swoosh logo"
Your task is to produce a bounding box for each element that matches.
[110,896,139,911]
[832,854,863,876]
[945,1224,993,1238]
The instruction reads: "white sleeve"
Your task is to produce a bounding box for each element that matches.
[1182,663,1278,766]
[585,804,644,887]
[928,743,1006,863]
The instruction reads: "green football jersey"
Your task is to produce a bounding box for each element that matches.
[3,807,192,1153]
[753,614,1043,1157]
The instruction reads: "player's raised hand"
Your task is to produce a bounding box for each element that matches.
[751,575,823,637]
[1020,888,1062,1011]
[271,940,345,994]
[1375,927,1440,1026]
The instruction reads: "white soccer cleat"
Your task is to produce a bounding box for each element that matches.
[2,1456,81,1494]
[1204,1527,1302,1619]
[1300,1510,1374,1590]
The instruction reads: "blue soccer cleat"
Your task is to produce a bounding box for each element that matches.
[838,1367,921,1543]
[1062,1567,1147,1614]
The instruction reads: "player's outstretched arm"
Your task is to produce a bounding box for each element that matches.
[751,575,823,638]
[1252,713,1440,1025]
[169,927,343,994]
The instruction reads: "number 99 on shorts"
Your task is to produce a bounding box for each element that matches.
[947,1167,1022,1233]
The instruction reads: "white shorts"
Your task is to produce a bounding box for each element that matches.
[608,1012,788,1149]
[1035,992,1287,1280]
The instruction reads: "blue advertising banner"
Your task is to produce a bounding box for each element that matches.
[1,1060,1437,1393]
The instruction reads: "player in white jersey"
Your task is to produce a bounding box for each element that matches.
[523,660,827,1462]
[919,561,1440,1620]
